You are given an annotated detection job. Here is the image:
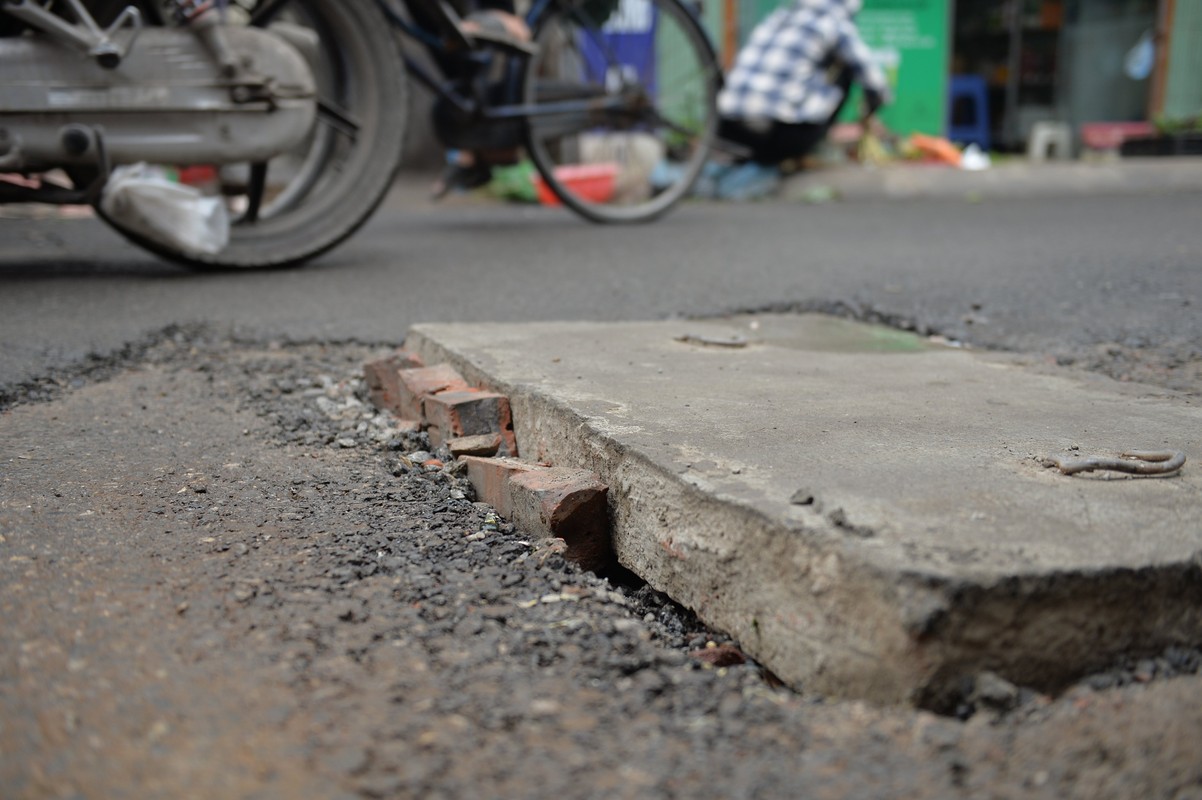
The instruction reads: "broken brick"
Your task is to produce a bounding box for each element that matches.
[508,468,611,572]
[363,350,424,413]
[395,364,470,421]
[423,390,517,456]
[460,456,542,518]
[688,644,746,668]
[459,457,614,571]
[391,419,423,435]
[447,434,503,458]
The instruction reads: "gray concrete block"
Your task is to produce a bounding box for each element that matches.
[406,315,1202,709]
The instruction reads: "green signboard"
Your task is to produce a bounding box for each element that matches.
[843,0,949,136]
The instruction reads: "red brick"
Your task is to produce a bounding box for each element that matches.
[363,350,424,414]
[392,419,422,434]
[460,456,542,518]
[395,364,470,422]
[508,468,611,571]
[460,457,613,570]
[688,644,747,667]
[446,434,503,458]
[423,390,517,456]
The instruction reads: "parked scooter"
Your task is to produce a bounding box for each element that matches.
[0,0,407,268]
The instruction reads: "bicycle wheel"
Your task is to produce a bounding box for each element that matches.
[90,0,406,269]
[523,0,719,223]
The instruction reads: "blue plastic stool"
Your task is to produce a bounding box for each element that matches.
[947,75,991,151]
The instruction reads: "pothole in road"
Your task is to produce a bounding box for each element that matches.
[7,327,1200,725]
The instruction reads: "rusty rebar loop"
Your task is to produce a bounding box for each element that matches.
[1046,450,1187,477]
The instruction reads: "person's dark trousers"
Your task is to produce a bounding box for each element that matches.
[718,67,854,167]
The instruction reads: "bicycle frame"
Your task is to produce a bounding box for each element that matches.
[373,0,716,131]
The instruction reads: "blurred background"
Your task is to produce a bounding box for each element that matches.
[402,0,1200,164]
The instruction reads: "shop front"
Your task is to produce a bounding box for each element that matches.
[715,0,1198,152]
[953,0,1160,151]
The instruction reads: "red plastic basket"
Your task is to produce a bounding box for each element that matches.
[532,162,618,205]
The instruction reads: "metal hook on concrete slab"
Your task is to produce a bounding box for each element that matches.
[1044,449,1186,477]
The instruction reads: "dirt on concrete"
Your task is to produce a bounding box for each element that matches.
[2,333,1200,799]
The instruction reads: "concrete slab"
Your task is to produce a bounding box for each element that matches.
[406,315,1202,709]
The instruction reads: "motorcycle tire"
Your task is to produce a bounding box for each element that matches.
[91,0,407,270]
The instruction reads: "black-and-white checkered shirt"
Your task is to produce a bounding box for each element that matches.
[718,0,889,124]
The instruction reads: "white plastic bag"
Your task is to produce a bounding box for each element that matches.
[960,143,992,171]
[100,163,229,255]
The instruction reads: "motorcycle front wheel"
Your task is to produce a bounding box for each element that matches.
[92,0,407,269]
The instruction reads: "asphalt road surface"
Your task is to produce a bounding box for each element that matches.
[3,186,1200,397]
[2,186,1201,799]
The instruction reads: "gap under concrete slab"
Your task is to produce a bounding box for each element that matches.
[406,314,1202,710]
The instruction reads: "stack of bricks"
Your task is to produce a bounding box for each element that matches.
[363,350,517,457]
[363,349,613,571]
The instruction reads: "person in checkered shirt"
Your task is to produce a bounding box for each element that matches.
[704,0,889,197]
